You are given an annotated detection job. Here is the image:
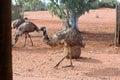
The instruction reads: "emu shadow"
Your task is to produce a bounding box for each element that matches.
[84,67,120,77]
[81,31,114,43]
[75,57,102,64]
[13,47,51,54]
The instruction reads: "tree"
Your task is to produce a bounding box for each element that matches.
[24,0,47,11]
[12,0,35,19]
[12,0,47,20]
[48,0,96,30]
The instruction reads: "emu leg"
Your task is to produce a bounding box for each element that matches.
[66,50,73,67]
[23,34,27,47]
[54,56,66,68]
[63,46,73,68]
[70,54,73,67]
[12,35,19,46]
[67,45,73,67]
[27,33,33,46]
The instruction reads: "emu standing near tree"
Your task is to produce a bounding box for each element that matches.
[12,21,40,47]
[40,27,85,68]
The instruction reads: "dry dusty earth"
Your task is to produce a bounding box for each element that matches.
[12,8,120,80]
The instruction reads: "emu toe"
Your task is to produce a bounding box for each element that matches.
[62,65,74,68]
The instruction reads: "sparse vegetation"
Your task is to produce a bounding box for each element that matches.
[12,0,47,20]
[99,0,117,8]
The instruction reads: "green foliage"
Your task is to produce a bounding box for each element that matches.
[12,0,47,20]
[47,0,67,20]
[90,1,100,9]
[24,0,47,11]
[48,0,92,21]
[12,5,22,20]
[47,0,98,29]
[99,0,117,8]
[12,9,19,20]
[12,0,47,11]
[12,0,35,19]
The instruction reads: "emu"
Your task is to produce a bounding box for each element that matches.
[40,27,85,68]
[12,21,40,47]
[11,18,28,36]
[12,17,26,29]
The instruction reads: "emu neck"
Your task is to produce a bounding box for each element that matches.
[42,30,47,36]
[42,30,49,41]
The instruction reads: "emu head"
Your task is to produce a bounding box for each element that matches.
[40,27,46,35]
[40,27,50,40]
[40,27,46,31]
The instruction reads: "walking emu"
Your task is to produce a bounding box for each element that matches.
[40,27,85,68]
[12,21,40,47]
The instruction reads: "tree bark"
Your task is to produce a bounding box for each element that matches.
[69,11,79,30]
[0,0,13,80]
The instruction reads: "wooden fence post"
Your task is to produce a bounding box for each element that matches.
[0,0,13,80]
[114,4,120,47]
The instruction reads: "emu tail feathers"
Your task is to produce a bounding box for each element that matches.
[31,23,40,32]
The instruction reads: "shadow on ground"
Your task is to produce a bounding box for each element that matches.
[75,57,102,64]
[81,31,114,43]
[84,67,120,77]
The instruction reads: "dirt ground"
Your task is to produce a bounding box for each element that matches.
[12,8,120,80]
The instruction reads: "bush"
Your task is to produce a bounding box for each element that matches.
[99,0,116,8]
[90,1,100,9]
[90,0,117,9]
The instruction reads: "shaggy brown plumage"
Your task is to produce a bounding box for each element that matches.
[40,27,85,68]
[41,27,84,47]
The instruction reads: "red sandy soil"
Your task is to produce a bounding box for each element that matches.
[12,8,120,80]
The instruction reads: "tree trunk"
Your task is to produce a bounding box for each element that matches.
[114,4,120,47]
[69,11,79,30]
[0,0,13,80]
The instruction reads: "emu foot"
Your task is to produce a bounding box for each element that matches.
[62,65,74,68]
[54,64,74,69]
